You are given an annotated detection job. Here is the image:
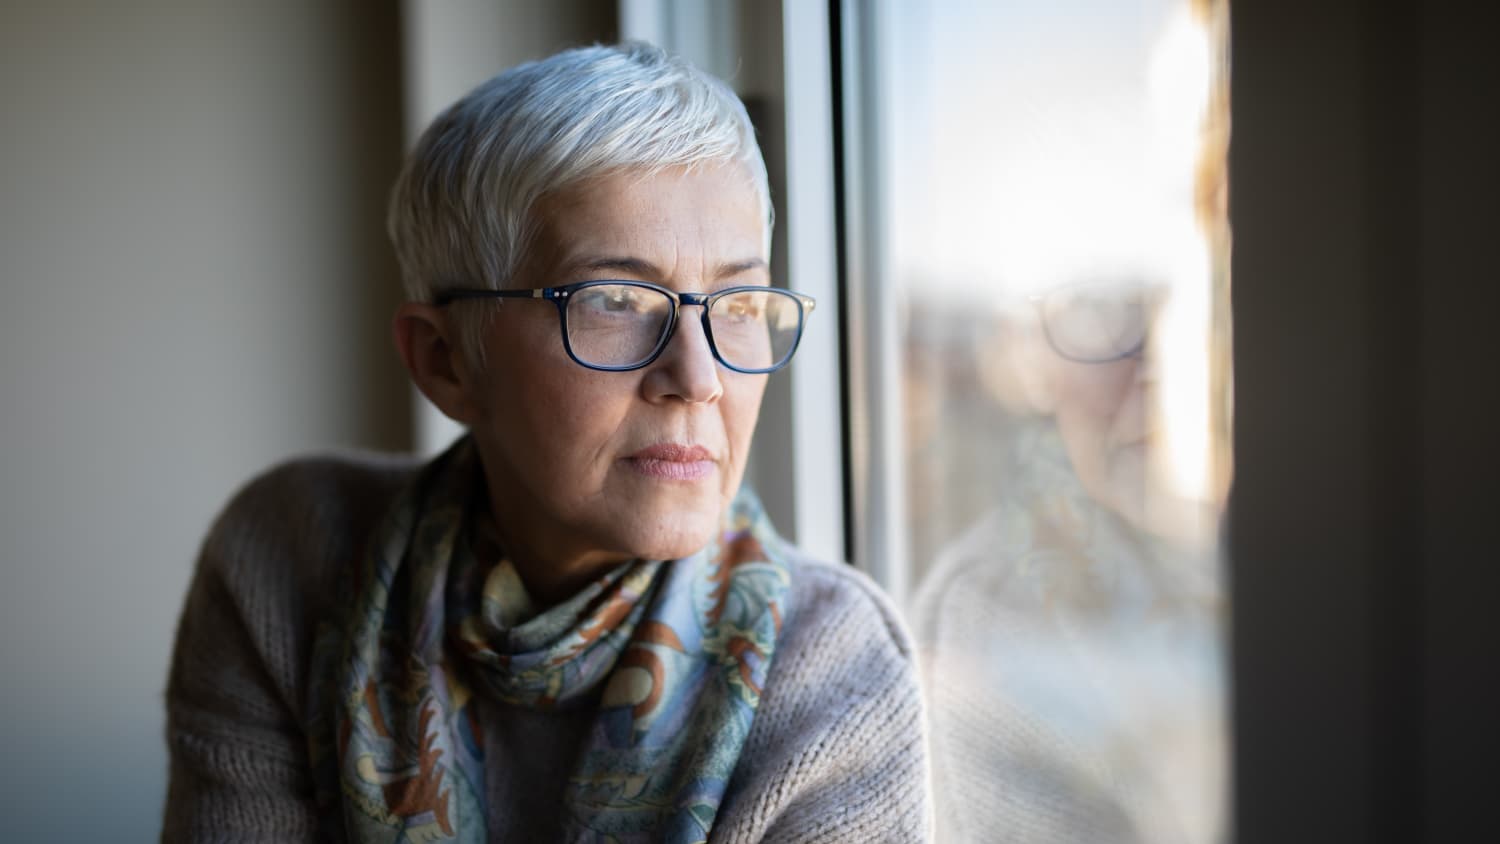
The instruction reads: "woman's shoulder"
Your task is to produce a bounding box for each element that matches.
[778,551,915,663]
[166,450,428,839]
[218,448,421,523]
[194,449,424,620]
[719,550,931,841]
[209,449,420,547]
[763,551,921,732]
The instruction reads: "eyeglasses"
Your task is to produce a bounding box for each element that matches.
[1032,281,1153,363]
[436,280,816,373]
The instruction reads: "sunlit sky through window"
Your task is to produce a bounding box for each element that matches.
[883,0,1217,512]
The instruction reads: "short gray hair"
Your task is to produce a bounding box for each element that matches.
[387,42,772,363]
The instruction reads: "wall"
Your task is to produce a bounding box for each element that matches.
[1230,1,1500,840]
[0,1,407,837]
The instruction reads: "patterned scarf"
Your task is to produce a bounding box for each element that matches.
[306,439,791,842]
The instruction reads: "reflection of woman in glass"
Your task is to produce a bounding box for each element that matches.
[913,277,1226,844]
[913,0,1232,835]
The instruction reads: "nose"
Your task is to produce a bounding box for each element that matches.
[641,308,723,404]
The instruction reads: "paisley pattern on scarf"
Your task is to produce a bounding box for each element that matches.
[306,439,791,843]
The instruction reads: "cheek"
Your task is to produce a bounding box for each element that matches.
[720,376,768,478]
[528,378,634,465]
[1057,360,1139,428]
[725,377,767,440]
[1052,360,1143,488]
[478,344,634,484]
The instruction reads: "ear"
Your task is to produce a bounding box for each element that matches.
[393,302,480,425]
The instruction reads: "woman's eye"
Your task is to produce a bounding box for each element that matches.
[722,299,762,321]
[580,287,642,313]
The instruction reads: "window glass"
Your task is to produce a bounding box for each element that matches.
[854,1,1232,841]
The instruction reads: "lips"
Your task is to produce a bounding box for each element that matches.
[623,443,716,480]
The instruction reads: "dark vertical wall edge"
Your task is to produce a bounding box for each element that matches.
[1232,0,1499,840]
[1419,1,1500,840]
[1361,0,1424,839]
[1229,0,1401,839]
[347,0,414,452]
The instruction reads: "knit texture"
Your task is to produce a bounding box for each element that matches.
[912,427,1225,844]
[163,452,931,843]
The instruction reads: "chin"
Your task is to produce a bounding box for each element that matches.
[622,506,722,561]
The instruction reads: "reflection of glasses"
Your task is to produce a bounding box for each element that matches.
[1032,282,1151,363]
[436,280,816,373]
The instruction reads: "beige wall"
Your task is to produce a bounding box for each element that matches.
[0,1,407,836]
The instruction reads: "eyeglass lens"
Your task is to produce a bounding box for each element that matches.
[1040,283,1148,362]
[566,284,803,370]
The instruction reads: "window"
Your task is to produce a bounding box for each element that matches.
[836,1,1232,840]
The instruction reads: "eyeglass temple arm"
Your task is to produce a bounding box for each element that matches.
[432,288,551,305]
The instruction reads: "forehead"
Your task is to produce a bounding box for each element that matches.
[524,164,768,282]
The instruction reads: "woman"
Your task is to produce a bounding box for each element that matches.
[163,43,929,842]
[914,286,1225,843]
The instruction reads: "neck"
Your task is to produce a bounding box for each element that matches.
[468,442,635,606]
[470,486,631,607]
[490,516,631,606]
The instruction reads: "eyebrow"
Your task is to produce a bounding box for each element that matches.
[569,256,768,283]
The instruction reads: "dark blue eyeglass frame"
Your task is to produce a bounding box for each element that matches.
[435,279,816,373]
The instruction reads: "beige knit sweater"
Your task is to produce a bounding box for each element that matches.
[162,452,931,842]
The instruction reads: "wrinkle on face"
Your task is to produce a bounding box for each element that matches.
[462,162,771,604]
